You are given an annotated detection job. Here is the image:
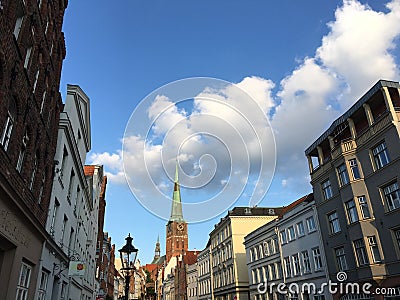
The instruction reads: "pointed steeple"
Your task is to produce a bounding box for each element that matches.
[152,234,161,263]
[170,161,184,222]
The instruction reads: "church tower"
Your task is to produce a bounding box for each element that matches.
[166,163,188,262]
[152,235,161,263]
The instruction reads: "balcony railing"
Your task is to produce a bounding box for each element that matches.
[313,111,393,177]
[331,138,356,160]
[356,112,392,146]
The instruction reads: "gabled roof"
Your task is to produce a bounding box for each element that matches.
[183,250,198,265]
[84,165,96,176]
[278,193,314,218]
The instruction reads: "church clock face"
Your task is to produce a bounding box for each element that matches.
[177,223,184,231]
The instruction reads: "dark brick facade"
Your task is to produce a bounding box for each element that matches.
[0,0,67,298]
[0,0,67,226]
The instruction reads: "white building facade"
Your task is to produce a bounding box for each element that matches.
[197,244,213,300]
[244,195,331,300]
[244,218,283,300]
[36,85,104,300]
[186,260,198,300]
[278,196,330,300]
[209,207,283,300]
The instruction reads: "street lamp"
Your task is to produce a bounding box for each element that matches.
[119,233,138,300]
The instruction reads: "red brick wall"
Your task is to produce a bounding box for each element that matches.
[0,0,67,226]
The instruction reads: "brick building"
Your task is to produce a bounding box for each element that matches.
[0,0,67,298]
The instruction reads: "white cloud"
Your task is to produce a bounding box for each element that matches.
[317,0,400,104]
[89,0,400,211]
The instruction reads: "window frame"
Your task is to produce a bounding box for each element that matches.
[382,181,400,212]
[280,230,287,244]
[312,247,323,271]
[321,179,333,200]
[287,226,296,242]
[16,261,32,300]
[357,196,371,219]
[327,211,341,234]
[349,158,361,180]
[353,238,369,266]
[1,109,15,151]
[367,236,382,263]
[372,141,390,170]
[296,221,305,237]
[37,269,49,300]
[292,253,301,276]
[306,216,316,233]
[335,246,348,271]
[345,199,359,224]
[301,250,311,274]
[284,256,292,278]
[337,163,350,186]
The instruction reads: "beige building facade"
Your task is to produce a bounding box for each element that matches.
[209,207,283,300]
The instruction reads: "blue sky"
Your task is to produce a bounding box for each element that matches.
[60,0,400,264]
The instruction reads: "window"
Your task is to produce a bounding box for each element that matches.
[49,199,59,237]
[358,196,371,219]
[345,200,359,224]
[335,247,348,271]
[367,236,381,263]
[262,241,269,256]
[372,141,390,169]
[383,182,400,211]
[306,216,316,232]
[270,263,276,280]
[296,222,305,237]
[38,174,45,204]
[312,247,323,271]
[301,251,311,273]
[337,164,350,186]
[284,257,292,278]
[394,228,400,250]
[60,215,68,248]
[16,131,28,172]
[29,154,37,190]
[292,254,300,276]
[1,102,16,151]
[280,230,287,244]
[349,159,361,180]
[40,90,46,114]
[67,169,75,201]
[33,70,39,93]
[16,262,32,300]
[276,262,283,279]
[14,2,25,39]
[258,244,263,259]
[321,179,333,200]
[327,211,341,234]
[289,293,298,300]
[60,282,67,300]
[37,270,49,300]
[268,240,274,255]
[60,146,68,178]
[354,239,369,266]
[273,237,278,253]
[24,47,32,69]
[287,226,295,241]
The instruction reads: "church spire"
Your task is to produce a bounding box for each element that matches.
[169,161,184,222]
[152,234,161,263]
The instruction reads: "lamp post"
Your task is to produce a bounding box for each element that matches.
[119,233,138,300]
